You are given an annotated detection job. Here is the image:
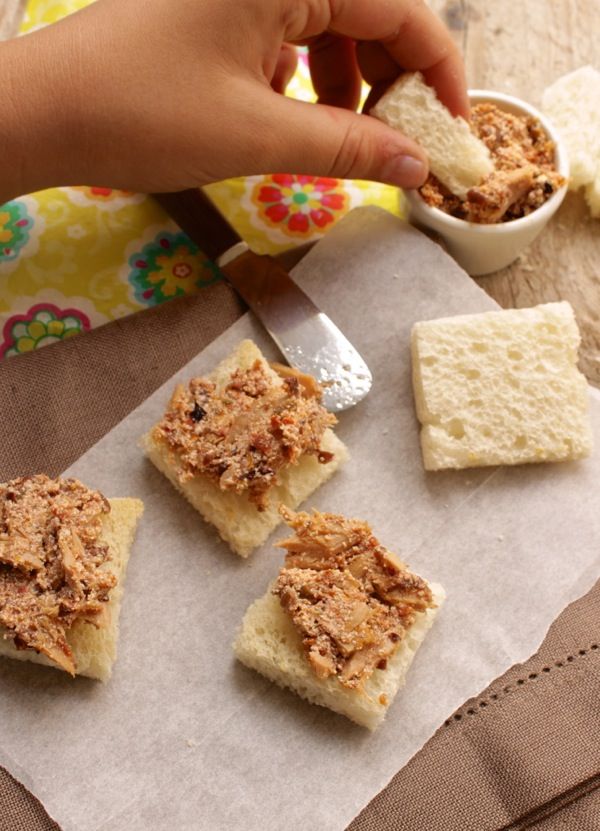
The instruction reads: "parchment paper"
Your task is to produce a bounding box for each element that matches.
[1,207,599,831]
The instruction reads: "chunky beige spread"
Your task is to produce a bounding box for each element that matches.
[273,508,435,690]
[154,361,336,510]
[420,103,565,222]
[0,475,114,675]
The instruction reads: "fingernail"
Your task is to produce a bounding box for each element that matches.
[382,155,427,189]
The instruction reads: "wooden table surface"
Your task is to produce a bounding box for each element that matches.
[2,0,599,384]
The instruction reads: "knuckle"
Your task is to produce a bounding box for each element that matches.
[328,116,370,179]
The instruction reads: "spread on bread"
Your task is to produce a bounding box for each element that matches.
[0,475,115,675]
[370,71,493,198]
[273,507,435,690]
[153,360,336,511]
[420,103,565,222]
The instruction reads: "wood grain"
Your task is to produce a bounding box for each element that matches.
[431,0,600,386]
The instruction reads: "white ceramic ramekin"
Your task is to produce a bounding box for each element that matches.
[404,90,570,276]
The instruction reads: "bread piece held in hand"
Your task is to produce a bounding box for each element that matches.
[142,341,348,558]
[371,72,493,198]
[0,474,143,680]
[234,507,444,730]
[412,302,593,470]
[542,65,600,218]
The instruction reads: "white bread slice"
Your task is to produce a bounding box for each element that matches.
[0,498,144,681]
[411,301,593,471]
[142,341,349,558]
[234,582,445,731]
[370,72,493,198]
[541,65,600,217]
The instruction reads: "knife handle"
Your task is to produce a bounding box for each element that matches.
[221,249,320,337]
[153,189,241,263]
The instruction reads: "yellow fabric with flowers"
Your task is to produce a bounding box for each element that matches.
[0,0,401,358]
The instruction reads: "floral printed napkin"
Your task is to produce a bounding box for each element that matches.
[0,0,401,360]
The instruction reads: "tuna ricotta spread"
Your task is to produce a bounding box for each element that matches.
[0,475,114,674]
[273,508,435,690]
[420,102,565,223]
[154,361,336,510]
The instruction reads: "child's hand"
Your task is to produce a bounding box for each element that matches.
[2,0,467,200]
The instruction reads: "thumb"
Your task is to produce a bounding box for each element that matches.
[254,93,428,188]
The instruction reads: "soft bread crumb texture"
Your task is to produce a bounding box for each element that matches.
[234,583,445,731]
[142,340,349,558]
[0,498,144,681]
[542,65,600,217]
[411,302,593,471]
[371,72,493,198]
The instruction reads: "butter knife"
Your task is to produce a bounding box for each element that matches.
[154,189,372,411]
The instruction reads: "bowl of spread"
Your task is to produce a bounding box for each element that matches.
[404,90,569,276]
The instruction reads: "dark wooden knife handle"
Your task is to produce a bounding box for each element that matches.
[222,249,320,333]
[153,189,241,262]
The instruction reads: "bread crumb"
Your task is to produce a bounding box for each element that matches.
[419,103,564,222]
[411,302,592,471]
[371,72,493,197]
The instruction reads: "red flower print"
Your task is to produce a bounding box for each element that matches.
[251,174,350,238]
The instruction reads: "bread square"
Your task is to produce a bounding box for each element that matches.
[411,301,593,470]
[234,582,444,731]
[371,71,493,198]
[234,507,444,730]
[542,65,600,217]
[0,497,144,681]
[142,340,349,557]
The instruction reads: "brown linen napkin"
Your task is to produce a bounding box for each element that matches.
[0,281,243,480]
[348,579,600,831]
[0,291,599,831]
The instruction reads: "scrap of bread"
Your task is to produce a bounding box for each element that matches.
[370,72,493,198]
[0,498,144,681]
[411,301,593,470]
[142,341,349,558]
[542,65,600,217]
[234,582,445,731]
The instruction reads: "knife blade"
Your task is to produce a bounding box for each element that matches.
[153,189,372,411]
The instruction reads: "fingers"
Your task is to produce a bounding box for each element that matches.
[287,0,469,118]
[271,43,298,93]
[420,52,468,119]
[356,41,398,88]
[306,33,361,110]
[249,87,428,188]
